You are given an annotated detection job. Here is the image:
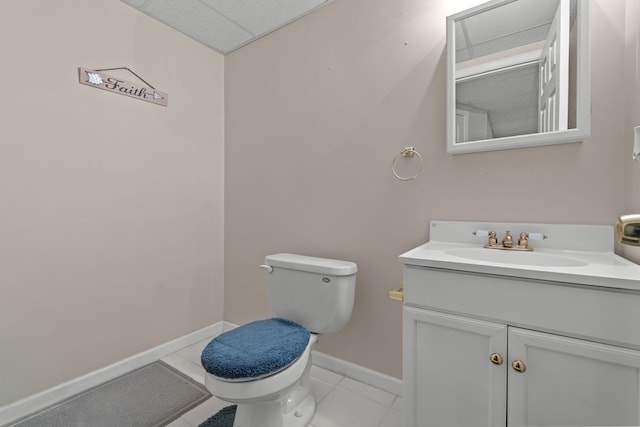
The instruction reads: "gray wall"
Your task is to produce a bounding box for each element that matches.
[224,0,633,379]
[0,0,225,406]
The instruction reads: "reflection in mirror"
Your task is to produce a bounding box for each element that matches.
[446,0,590,154]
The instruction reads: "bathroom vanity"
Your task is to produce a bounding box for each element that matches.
[399,221,640,427]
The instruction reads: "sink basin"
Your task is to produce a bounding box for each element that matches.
[446,248,588,267]
[399,221,640,290]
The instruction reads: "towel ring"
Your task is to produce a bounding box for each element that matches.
[392,147,423,181]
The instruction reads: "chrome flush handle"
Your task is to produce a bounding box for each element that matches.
[259,264,273,273]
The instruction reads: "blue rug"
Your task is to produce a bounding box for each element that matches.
[199,405,237,427]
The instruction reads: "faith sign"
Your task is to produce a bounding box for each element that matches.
[78,67,168,107]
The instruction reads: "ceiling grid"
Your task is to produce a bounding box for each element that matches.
[121,0,332,54]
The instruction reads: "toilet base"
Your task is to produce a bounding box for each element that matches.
[232,392,315,427]
[213,361,317,427]
[204,334,320,427]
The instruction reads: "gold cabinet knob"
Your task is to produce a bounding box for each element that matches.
[512,360,526,373]
[489,353,504,365]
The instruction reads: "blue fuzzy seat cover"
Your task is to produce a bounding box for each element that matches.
[201,318,311,380]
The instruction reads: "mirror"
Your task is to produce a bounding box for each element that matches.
[446,0,591,154]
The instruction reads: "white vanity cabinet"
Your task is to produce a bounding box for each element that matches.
[399,220,640,427]
[404,304,640,427]
[404,306,508,426]
[507,327,640,426]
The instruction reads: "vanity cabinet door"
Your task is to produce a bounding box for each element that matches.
[507,327,640,426]
[404,307,507,427]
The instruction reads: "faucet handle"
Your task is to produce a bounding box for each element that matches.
[473,230,489,237]
[516,232,547,250]
[487,231,498,245]
[518,232,529,247]
[474,230,498,246]
[528,232,548,241]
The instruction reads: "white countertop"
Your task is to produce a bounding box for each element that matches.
[399,221,640,291]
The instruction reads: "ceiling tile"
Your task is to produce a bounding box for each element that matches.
[121,0,147,8]
[140,0,253,53]
[120,0,332,54]
[202,0,328,36]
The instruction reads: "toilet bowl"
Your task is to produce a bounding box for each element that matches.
[204,333,318,427]
[200,253,357,427]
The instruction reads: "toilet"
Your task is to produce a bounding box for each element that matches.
[200,253,357,427]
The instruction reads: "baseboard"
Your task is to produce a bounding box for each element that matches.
[0,321,225,426]
[221,320,239,332]
[311,350,403,397]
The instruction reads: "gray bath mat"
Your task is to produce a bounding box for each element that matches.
[8,361,211,427]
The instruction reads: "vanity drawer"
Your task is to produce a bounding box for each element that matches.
[403,265,640,350]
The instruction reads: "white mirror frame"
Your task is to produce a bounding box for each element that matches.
[446,0,591,154]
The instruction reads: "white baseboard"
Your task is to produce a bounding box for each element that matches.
[311,351,403,397]
[221,320,239,332]
[0,321,225,426]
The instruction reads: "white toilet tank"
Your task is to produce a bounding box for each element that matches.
[263,253,357,334]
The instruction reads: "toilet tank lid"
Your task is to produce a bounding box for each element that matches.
[265,253,357,276]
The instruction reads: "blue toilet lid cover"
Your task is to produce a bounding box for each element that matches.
[201,318,311,380]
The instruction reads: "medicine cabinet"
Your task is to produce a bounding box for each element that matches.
[446,0,591,154]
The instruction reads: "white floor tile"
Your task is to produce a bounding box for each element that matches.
[165,417,194,427]
[310,365,344,385]
[380,408,403,427]
[162,353,206,384]
[311,386,390,427]
[310,377,335,403]
[337,377,396,406]
[392,395,404,411]
[173,337,213,362]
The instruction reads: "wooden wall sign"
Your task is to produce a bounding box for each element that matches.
[78,67,168,107]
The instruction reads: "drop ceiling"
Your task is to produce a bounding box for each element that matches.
[455,0,561,62]
[121,0,333,54]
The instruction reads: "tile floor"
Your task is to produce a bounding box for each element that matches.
[161,336,403,427]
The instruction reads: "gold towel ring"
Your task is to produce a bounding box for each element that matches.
[392,147,423,181]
